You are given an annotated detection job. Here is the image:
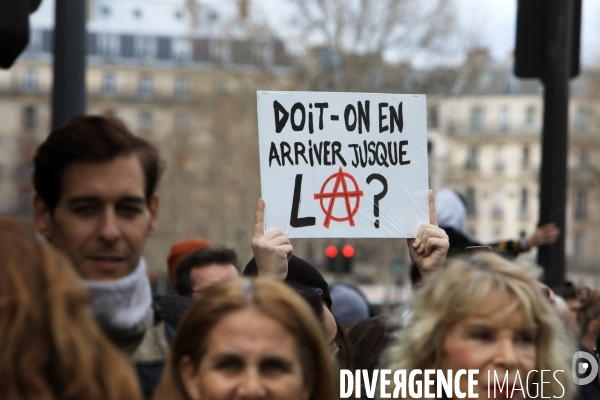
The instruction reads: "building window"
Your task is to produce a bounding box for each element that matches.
[138,111,152,134]
[28,30,43,53]
[577,150,588,169]
[574,189,587,219]
[98,34,120,58]
[135,37,157,60]
[214,79,228,92]
[471,106,484,132]
[520,187,528,216]
[23,69,37,92]
[174,76,188,100]
[22,106,37,130]
[522,146,530,170]
[139,75,153,99]
[494,146,504,171]
[573,233,584,260]
[173,39,192,62]
[175,114,188,134]
[466,146,479,170]
[102,73,116,96]
[575,108,590,134]
[492,189,503,219]
[499,106,509,132]
[466,188,477,216]
[525,106,536,126]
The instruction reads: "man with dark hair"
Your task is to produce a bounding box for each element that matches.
[33,115,161,282]
[32,115,163,397]
[31,115,290,399]
[175,246,239,300]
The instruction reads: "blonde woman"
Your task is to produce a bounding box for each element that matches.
[155,277,336,400]
[0,216,142,400]
[384,252,576,400]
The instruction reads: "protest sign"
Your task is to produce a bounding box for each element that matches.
[257,91,429,238]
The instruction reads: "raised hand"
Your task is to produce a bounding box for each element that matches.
[407,189,449,280]
[251,199,292,281]
[526,223,561,248]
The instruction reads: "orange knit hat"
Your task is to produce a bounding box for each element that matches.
[167,239,213,288]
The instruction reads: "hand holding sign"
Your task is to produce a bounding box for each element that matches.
[251,198,293,281]
[408,190,449,280]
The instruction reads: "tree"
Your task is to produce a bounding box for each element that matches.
[255,0,457,91]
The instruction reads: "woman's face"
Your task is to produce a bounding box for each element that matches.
[180,308,311,400]
[439,302,537,400]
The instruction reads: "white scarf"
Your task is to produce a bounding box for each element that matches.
[83,258,153,331]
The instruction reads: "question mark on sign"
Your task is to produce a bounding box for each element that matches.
[366,174,388,228]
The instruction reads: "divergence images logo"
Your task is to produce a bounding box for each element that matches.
[572,352,599,385]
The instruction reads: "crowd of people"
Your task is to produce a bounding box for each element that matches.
[0,115,598,400]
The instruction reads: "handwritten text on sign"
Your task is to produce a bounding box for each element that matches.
[257,91,429,238]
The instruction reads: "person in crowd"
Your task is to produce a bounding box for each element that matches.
[347,316,398,399]
[175,245,239,300]
[411,188,561,284]
[567,286,600,399]
[167,238,213,290]
[0,216,142,400]
[31,115,290,399]
[575,287,600,354]
[244,254,352,367]
[436,188,560,257]
[554,283,582,337]
[154,278,336,400]
[385,252,577,400]
[347,316,394,372]
[330,282,375,327]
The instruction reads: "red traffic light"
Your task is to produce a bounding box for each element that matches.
[342,245,355,258]
[325,245,338,258]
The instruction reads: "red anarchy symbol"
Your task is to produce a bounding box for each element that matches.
[314,167,364,228]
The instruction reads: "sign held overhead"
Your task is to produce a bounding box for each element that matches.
[257,91,429,238]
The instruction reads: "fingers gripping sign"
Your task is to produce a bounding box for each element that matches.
[407,190,449,280]
[251,199,293,281]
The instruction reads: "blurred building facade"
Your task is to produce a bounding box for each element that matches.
[427,53,600,281]
[0,0,292,277]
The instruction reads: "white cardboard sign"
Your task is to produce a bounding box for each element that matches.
[257,91,429,238]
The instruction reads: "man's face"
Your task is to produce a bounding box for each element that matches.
[34,155,158,281]
[189,263,239,300]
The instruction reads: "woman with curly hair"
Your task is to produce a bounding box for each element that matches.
[383,252,577,400]
[155,277,336,400]
[0,217,142,400]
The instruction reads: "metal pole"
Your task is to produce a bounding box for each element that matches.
[537,0,573,287]
[51,0,87,130]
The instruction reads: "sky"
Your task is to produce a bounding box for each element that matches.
[454,0,600,64]
[30,0,600,66]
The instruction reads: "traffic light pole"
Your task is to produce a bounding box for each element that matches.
[537,0,574,287]
[51,0,87,130]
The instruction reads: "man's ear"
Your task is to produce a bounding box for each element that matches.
[148,194,159,235]
[179,355,201,400]
[33,194,52,238]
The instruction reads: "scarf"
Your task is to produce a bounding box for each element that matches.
[83,258,153,332]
